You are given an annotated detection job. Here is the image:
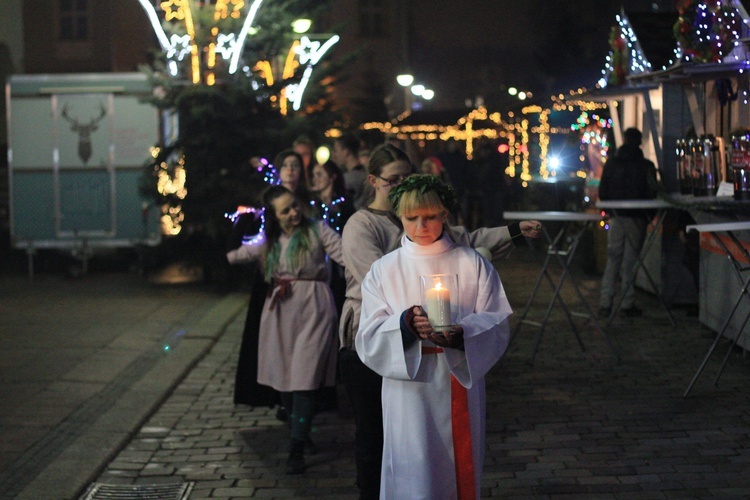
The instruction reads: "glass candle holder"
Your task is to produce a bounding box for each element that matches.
[420,274,459,331]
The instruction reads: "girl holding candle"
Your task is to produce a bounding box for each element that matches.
[226,185,343,475]
[339,144,541,499]
[356,174,513,499]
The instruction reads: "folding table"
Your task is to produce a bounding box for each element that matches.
[504,211,618,364]
[595,199,676,327]
[683,220,750,397]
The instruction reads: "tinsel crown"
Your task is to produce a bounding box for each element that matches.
[388,174,457,214]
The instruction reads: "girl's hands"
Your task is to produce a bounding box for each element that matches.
[409,306,464,349]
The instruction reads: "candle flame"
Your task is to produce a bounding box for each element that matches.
[434,281,444,290]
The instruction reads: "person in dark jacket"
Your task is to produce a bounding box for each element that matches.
[598,128,659,318]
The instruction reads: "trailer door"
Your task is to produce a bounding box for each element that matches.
[53,92,115,237]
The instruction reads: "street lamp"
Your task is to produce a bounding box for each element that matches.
[396,73,414,87]
[409,83,434,110]
[508,87,533,101]
[397,73,414,113]
[395,74,434,113]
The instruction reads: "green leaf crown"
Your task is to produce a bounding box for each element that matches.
[388,174,457,214]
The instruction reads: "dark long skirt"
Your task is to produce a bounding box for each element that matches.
[233,266,280,407]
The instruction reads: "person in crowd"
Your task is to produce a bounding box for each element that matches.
[292,135,316,185]
[420,155,451,186]
[332,133,368,209]
[598,127,659,319]
[358,146,372,169]
[228,207,280,410]
[339,143,542,499]
[275,149,312,208]
[310,160,355,314]
[230,149,310,421]
[357,174,512,499]
[227,186,344,475]
[437,139,470,225]
[472,139,509,228]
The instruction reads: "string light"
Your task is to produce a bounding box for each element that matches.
[311,196,347,232]
[600,12,652,88]
[153,150,188,235]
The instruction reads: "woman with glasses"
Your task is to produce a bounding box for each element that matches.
[338,143,542,499]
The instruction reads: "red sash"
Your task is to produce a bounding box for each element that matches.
[421,346,476,498]
[451,375,476,499]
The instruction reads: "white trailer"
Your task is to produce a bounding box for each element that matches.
[6,72,163,275]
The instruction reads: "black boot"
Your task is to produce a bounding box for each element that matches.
[286,439,305,474]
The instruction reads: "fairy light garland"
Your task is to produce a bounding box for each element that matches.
[674,0,742,64]
[600,12,652,88]
[311,196,347,233]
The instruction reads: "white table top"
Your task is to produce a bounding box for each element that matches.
[596,199,672,209]
[504,211,602,222]
[686,221,750,233]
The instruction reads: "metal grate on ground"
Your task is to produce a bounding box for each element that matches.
[79,482,194,500]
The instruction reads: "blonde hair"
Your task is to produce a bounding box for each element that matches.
[394,189,446,217]
[395,185,458,242]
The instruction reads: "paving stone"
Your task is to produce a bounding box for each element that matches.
[34,253,746,498]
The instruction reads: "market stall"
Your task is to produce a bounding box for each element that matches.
[583,1,750,345]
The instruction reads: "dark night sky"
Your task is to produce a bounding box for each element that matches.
[406,1,671,108]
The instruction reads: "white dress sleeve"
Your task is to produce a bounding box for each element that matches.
[442,257,512,388]
[357,262,423,380]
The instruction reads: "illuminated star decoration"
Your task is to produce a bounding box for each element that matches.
[160,0,185,20]
[136,0,266,82]
[215,33,237,59]
[286,35,340,111]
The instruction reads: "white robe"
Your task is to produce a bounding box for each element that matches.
[357,233,512,499]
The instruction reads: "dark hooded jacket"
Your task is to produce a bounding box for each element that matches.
[599,144,658,216]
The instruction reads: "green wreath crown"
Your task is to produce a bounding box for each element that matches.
[388,174,457,214]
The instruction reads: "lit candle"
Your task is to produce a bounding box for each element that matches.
[425,280,452,327]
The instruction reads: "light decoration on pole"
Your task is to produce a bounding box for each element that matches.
[526,105,551,178]
[359,92,603,185]
[571,111,612,185]
[137,0,263,84]
[287,35,340,111]
[136,1,338,112]
[151,146,188,236]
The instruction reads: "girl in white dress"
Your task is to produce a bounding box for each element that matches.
[357,175,513,499]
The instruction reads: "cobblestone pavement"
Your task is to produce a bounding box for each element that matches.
[0,266,246,500]
[89,252,750,499]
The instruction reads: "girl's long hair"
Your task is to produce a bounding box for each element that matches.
[319,159,347,199]
[262,185,318,282]
[273,149,307,189]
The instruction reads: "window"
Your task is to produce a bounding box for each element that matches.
[59,0,89,41]
[358,0,384,38]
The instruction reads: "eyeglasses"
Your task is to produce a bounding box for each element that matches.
[376,174,409,187]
